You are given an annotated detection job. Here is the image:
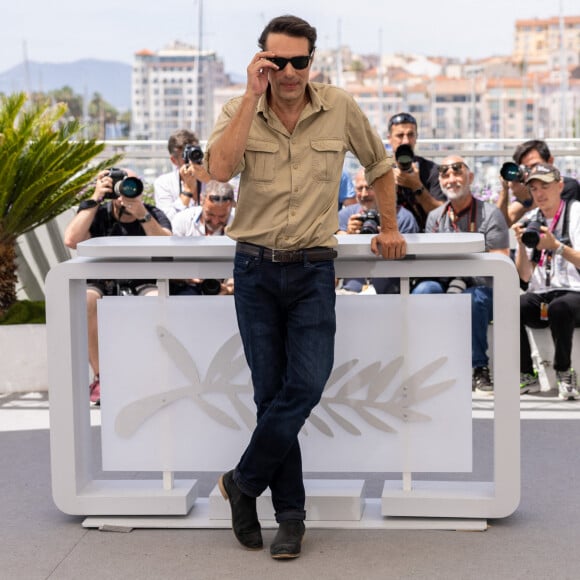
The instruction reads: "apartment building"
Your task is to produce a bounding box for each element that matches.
[130,15,579,143]
[131,41,228,141]
[513,15,580,69]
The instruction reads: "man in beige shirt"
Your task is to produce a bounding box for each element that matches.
[206,14,406,559]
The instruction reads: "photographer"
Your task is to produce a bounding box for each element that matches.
[412,155,510,394]
[171,180,236,296]
[387,112,445,231]
[337,168,418,293]
[497,139,580,227]
[513,164,580,400]
[154,129,211,220]
[64,168,172,405]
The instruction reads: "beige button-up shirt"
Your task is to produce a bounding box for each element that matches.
[206,82,393,250]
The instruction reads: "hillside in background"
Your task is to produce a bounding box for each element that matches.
[0,59,132,111]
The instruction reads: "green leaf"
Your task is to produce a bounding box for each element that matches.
[0,92,123,313]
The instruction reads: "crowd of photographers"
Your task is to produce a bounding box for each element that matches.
[67,114,580,405]
[334,113,580,400]
[64,130,234,404]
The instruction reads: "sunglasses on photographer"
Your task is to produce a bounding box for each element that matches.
[438,162,467,176]
[266,55,312,70]
[208,195,234,203]
[388,113,417,130]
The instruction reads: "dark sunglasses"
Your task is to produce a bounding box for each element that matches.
[388,113,417,130]
[266,55,311,70]
[438,162,467,176]
[208,195,233,203]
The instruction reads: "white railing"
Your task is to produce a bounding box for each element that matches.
[98,138,580,163]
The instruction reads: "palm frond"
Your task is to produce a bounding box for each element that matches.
[0,92,123,311]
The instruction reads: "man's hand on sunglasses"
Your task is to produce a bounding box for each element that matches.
[247,51,278,96]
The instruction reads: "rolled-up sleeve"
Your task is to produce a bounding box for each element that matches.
[344,95,393,185]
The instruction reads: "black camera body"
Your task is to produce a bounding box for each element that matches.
[183,144,204,165]
[105,168,144,199]
[395,144,415,173]
[521,214,547,248]
[500,162,527,183]
[357,209,381,234]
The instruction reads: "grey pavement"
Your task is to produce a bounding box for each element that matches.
[1,390,580,580]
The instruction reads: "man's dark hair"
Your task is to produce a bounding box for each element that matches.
[512,139,551,165]
[167,129,199,156]
[258,15,317,54]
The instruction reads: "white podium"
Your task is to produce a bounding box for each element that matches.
[45,234,520,531]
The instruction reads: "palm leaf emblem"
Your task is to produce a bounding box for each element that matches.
[115,326,455,438]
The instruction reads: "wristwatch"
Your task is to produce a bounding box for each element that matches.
[555,243,565,256]
[78,199,100,211]
[137,212,152,224]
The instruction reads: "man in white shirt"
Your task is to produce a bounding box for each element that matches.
[171,181,235,295]
[513,163,580,400]
[154,129,211,220]
[172,180,235,236]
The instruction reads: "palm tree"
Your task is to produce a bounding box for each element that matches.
[0,92,122,316]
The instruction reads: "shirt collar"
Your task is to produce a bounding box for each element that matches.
[257,82,327,120]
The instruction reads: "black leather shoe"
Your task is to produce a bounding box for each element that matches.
[270,520,305,559]
[218,470,263,550]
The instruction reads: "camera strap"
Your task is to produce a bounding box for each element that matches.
[537,200,565,269]
[555,200,580,276]
[561,200,573,246]
[434,199,477,233]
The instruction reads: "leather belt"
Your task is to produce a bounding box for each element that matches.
[236,242,337,263]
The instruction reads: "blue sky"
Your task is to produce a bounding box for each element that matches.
[2,1,576,75]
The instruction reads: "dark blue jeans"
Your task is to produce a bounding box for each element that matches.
[520,290,580,373]
[232,251,336,522]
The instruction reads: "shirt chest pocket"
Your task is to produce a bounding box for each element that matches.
[311,139,344,182]
[245,139,279,182]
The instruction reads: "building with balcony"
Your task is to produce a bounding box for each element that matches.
[131,41,229,141]
[513,15,580,70]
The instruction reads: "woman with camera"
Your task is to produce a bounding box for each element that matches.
[513,163,580,400]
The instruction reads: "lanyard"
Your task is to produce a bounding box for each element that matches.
[446,199,477,233]
[537,200,565,286]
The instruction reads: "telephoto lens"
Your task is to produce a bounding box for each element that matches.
[114,176,144,198]
[395,144,414,173]
[357,210,380,234]
[500,162,525,183]
[521,219,545,249]
[200,279,222,295]
[183,144,204,165]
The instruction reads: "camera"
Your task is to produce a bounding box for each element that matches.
[183,143,204,165]
[395,144,414,173]
[105,168,144,199]
[500,162,526,183]
[356,209,381,234]
[199,279,222,295]
[520,214,547,249]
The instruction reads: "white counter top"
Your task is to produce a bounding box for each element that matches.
[77,233,485,260]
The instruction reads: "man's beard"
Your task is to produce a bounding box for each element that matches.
[442,185,469,201]
[205,223,223,234]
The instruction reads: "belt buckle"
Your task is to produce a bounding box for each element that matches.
[271,249,286,263]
